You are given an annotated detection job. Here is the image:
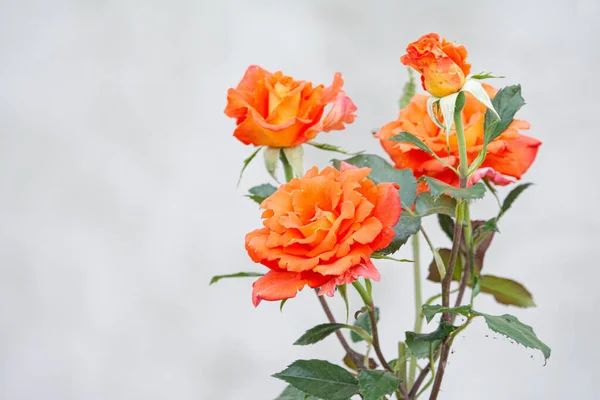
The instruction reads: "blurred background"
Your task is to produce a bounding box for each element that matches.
[1,0,598,399]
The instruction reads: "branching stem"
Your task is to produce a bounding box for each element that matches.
[315,291,364,369]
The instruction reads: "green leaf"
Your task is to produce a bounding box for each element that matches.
[238,147,262,186]
[474,312,551,362]
[390,133,458,176]
[470,220,496,272]
[455,91,466,112]
[272,360,359,400]
[421,177,486,200]
[390,132,434,155]
[294,323,372,346]
[358,370,401,400]
[280,299,288,312]
[371,253,413,263]
[351,307,379,343]
[479,275,535,308]
[502,183,533,214]
[276,385,321,400]
[209,272,263,285]
[294,324,347,346]
[264,147,281,182]
[405,321,456,359]
[282,145,304,179]
[307,141,360,155]
[332,154,417,209]
[469,85,526,174]
[422,304,473,324]
[438,92,460,135]
[462,80,498,120]
[484,85,525,145]
[473,218,499,235]
[414,192,457,217]
[470,72,505,80]
[472,275,481,298]
[338,284,350,324]
[399,68,416,109]
[427,248,463,283]
[246,183,278,204]
[437,214,454,241]
[377,214,421,255]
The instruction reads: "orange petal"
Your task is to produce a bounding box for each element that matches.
[251,270,307,307]
[278,253,320,272]
[354,197,375,223]
[296,73,357,145]
[483,135,541,179]
[313,246,368,276]
[321,92,357,132]
[352,217,383,244]
[373,182,401,227]
[245,228,270,262]
[369,227,396,252]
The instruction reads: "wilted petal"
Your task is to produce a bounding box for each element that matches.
[468,167,514,186]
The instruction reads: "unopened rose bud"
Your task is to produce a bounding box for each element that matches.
[401,33,471,98]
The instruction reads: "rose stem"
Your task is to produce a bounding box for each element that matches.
[428,95,469,400]
[454,202,473,308]
[408,232,423,388]
[350,282,402,389]
[315,290,365,369]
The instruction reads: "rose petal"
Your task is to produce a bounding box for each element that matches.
[251,270,307,307]
[352,217,383,244]
[468,167,514,187]
[373,182,401,227]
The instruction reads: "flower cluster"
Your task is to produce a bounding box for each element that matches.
[218,31,549,400]
[224,33,541,306]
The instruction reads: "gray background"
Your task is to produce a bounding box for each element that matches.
[1,0,598,399]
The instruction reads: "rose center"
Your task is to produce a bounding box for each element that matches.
[268,81,291,115]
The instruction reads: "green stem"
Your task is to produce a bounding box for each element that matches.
[315,291,365,370]
[454,202,474,309]
[449,316,474,341]
[428,97,469,400]
[454,100,469,180]
[398,342,408,385]
[352,280,373,305]
[351,281,395,375]
[415,344,437,399]
[279,150,294,182]
[419,226,445,278]
[408,233,422,387]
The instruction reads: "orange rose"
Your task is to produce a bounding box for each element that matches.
[246,163,401,306]
[401,33,471,98]
[225,65,357,147]
[375,84,541,188]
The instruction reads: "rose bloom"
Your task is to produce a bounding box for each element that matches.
[225,65,357,148]
[375,84,541,187]
[246,163,401,306]
[401,33,471,98]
